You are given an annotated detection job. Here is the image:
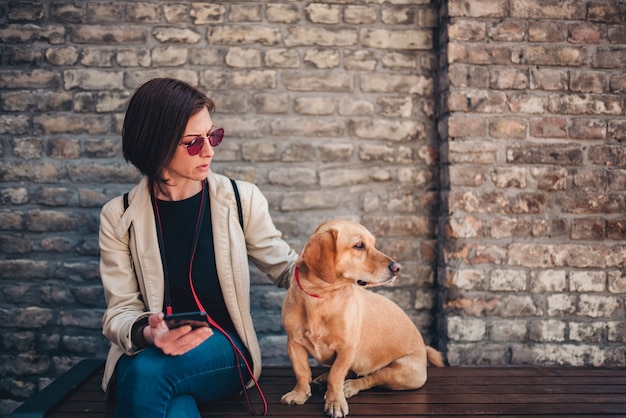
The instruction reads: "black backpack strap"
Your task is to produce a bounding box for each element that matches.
[230,178,243,229]
[123,192,129,211]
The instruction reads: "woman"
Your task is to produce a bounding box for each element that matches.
[98,78,297,418]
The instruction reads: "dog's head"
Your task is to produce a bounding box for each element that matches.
[297,219,401,288]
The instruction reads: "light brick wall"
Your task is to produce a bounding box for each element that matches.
[1,0,625,415]
[442,0,626,366]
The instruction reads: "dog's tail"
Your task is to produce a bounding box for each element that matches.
[426,347,445,367]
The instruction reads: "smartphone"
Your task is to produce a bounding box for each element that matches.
[164,311,209,330]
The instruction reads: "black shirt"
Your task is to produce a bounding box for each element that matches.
[154,189,235,333]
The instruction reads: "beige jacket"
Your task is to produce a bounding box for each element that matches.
[98,172,297,393]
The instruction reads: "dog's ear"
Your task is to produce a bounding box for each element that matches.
[301,228,337,283]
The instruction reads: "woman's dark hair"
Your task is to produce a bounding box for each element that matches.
[122,78,215,185]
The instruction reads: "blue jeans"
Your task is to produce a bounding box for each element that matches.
[114,330,251,418]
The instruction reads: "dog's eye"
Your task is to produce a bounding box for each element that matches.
[354,242,365,250]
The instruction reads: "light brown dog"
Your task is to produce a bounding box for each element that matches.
[281,219,444,418]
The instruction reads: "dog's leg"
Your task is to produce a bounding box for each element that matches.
[343,355,427,398]
[281,342,313,405]
[323,351,354,418]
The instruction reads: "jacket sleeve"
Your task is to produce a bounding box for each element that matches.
[240,183,297,288]
[99,197,151,355]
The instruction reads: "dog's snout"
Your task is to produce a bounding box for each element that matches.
[389,262,401,275]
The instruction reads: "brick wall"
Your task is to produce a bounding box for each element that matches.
[441,0,626,366]
[0,0,624,415]
[0,1,439,414]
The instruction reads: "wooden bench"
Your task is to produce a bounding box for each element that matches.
[11,358,626,417]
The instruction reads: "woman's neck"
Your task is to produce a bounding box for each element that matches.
[154,180,203,201]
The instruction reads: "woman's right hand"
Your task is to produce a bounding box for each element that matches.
[144,312,213,355]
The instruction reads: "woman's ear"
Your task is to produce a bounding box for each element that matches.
[300,228,337,283]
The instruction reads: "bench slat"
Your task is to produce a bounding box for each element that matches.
[11,359,626,417]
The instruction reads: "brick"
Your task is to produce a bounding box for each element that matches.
[346,50,377,71]
[573,168,608,189]
[508,93,547,114]
[530,320,566,342]
[587,2,626,23]
[570,70,607,93]
[201,70,276,90]
[572,217,604,240]
[448,20,486,41]
[578,295,621,318]
[510,0,585,19]
[264,49,299,68]
[448,269,487,290]
[490,269,527,291]
[569,322,604,342]
[607,220,626,240]
[570,271,606,292]
[447,216,484,238]
[530,117,567,138]
[530,167,567,191]
[0,162,61,183]
[281,72,352,92]
[528,21,567,42]
[448,89,508,113]
[449,64,489,88]
[266,4,300,24]
[163,4,188,23]
[488,20,527,42]
[448,115,487,137]
[608,271,626,293]
[344,5,377,24]
[86,3,123,23]
[447,316,486,341]
[70,25,146,44]
[153,28,202,44]
[568,22,602,44]
[531,270,567,293]
[0,23,66,45]
[558,191,623,214]
[0,69,60,89]
[285,26,357,47]
[608,120,626,141]
[361,29,432,50]
[568,118,606,139]
[305,3,340,24]
[362,73,432,95]
[230,4,262,22]
[348,119,423,142]
[303,49,340,69]
[381,5,416,25]
[152,46,188,66]
[491,217,529,239]
[0,115,29,135]
[281,191,340,211]
[554,91,625,118]
[448,0,508,18]
[610,73,626,94]
[547,294,577,316]
[490,68,529,90]
[491,167,527,188]
[512,46,585,66]
[531,219,568,238]
[252,93,289,114]
[594,47,626,69]
[530,68,568,91]
[45,46,79,66]
[271,117,344,137]
[588,145,626,168]
[34,114,106,135]
[490,320,527,341]
[448,140,498,164]
[190,3,225,24]
[507,144,583,165]
[488,117,526,139]
[117,48,151,67]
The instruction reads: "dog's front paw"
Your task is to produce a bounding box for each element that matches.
[324,397,349,418]
[343,379,361,399]
[281,389,311,405]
